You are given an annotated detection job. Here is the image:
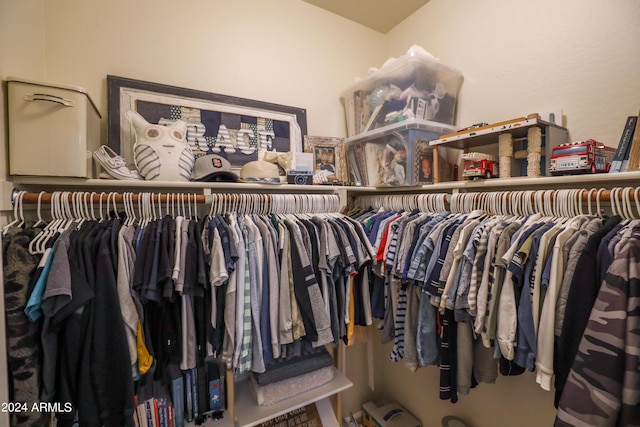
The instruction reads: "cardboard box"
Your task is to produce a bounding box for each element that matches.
[7,77,101,178]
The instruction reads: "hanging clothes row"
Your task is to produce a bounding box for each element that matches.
[349,188,640,426]
[3,190,369,427]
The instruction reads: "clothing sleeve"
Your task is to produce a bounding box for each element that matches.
[555,237,640,426]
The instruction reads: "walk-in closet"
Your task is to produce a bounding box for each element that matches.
[1,1,639,427]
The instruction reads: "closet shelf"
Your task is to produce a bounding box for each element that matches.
[10,176,341,193]
[10,171,640,208]
[345,171,640,194]
[233,367,352,427]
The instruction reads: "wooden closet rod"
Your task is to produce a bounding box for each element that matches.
[11,190,275,206]
[467,188,622,203]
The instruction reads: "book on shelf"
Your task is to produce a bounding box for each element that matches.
[168,364,185,427]
[356,144,369,186]
[133,395,140,427]
[145,398,158,427]
[610,115,638,172]
[190,366,199,420]
[207,359,223,411]
[624,111,640,171]
[137,400,148,427]
[363,143,385,187]
[157,398,169,427]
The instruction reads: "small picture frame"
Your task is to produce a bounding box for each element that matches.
[304,136,347,183]
[414,139,439,184]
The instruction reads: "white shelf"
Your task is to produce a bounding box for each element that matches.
[233,367,352,427]
[10,176,341,193]
[10,171,640,198]
[345,171,640,194]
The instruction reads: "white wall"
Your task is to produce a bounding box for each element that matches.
[0,0,385,420]
[1,0,47,181]
[0,2,46,425]
[41,0,386,140]
[371,1,640,425]
[387,0,640,145]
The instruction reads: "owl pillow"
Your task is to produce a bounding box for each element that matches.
[126,109,194,181]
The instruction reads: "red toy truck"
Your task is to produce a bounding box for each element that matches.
[549,139,615,175]
[462,153,499,179]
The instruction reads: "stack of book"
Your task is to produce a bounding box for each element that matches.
[133,361,225,427]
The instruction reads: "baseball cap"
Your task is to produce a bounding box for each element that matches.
[191,154,238,182]
[239,160,282,184]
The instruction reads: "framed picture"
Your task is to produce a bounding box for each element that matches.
[304,136,347,183]
[107,75,307,172]
[414,139,437,184]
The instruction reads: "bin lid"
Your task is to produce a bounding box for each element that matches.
[345,118,457,143]
[6,76,101,118]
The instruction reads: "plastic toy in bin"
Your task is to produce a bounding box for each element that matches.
[462,152,499,179]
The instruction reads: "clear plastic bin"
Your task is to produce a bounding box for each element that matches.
[341,48,463,137]
[345,119,456,187]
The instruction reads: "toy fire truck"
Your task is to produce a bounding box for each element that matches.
[462,152,499,179]
[549,139,615,175]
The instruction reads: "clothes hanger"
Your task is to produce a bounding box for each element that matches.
[16,191,27,229]
[74,192,86,229]
[111,192,119,220]
[622,187,634,220]
[3,190,25,234]
[609,187,620,219]
[139,193,147,228]
[135,192,143,224]
[104,192,112,221]
[29,192,56,255]
[96,192,105,222]
[40,191,71,253]
[585,188,596,217]
[131,192,139,225]
[149,192,157,222]
[595,188,605,218]
[121,192,130,226]
[33,191,47,228]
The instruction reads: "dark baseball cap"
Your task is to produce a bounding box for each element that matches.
[191,154,238,182]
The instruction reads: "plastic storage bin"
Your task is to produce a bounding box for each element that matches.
[7,77,101,178]
[345,118,455,187]
[341,47,463,137]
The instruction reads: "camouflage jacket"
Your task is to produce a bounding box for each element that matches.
[555,227,640,427]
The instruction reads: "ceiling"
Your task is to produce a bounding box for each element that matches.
[302,0,430,34]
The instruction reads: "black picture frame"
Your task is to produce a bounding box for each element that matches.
[107,75,307,171]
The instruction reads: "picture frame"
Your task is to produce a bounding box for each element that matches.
[107,75,307,172]
[414,139,438,184]
[303,136,347,183]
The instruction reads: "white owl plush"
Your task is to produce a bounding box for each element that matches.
[126,109,194,181]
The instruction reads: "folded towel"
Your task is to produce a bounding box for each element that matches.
[255,348,333,386]
[249,366,335,406]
